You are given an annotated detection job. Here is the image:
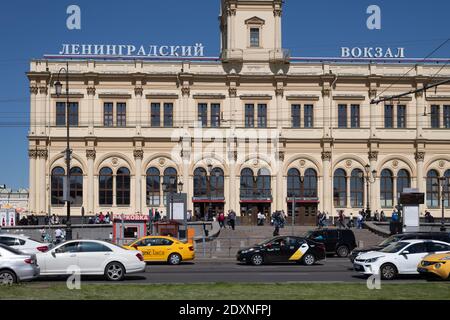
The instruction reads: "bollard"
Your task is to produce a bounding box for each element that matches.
[358,240,364,248]
[216,240,222,252]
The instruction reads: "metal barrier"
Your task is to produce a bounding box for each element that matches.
[193,236,269,258]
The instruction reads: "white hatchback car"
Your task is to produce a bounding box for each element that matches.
[0,234,51,254]
[36,240,146,281]
[354,239,450,280]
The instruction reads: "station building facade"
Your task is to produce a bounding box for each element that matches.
[27,0,450,224]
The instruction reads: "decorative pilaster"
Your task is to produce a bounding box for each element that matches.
[37,149,48,214]
[134,149,144,214]
[29,86,38,135]
[87,87,96,135]
[368,151,379,162]
[322,88,331,138]
[322,151,332,214]
[415,90,424,138]
[86,149,96,214]
[28,150,37,214]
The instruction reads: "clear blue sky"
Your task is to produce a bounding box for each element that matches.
[0,0,449,189]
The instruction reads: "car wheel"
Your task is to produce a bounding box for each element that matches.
[168,253,182,265]
[380,263,398,280]
[105,262,125,281]
[302,253,316,266]
[0,270,17,286]
[251,254,264,266]
[336,245,350,257]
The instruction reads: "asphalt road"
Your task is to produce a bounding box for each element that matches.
[32,258,431,284]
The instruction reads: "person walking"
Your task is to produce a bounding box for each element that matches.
[272,211,280,236]
[257,211,265,226]
[218,212,225,229]
[228,210,236,230]
[54,228,64,244]
[337,210,347,229]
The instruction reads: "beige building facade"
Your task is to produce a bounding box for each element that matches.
[27,0,450,224]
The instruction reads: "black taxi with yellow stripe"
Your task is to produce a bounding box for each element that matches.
[237,236,326,266]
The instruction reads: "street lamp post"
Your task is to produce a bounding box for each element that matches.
[54,61,72,241]
[364,164,377,215]
[439,177,447,232]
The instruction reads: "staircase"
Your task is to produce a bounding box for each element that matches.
[194,225,385,258]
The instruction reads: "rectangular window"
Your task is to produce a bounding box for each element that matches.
[257,104,267,128]
[291,104,301,128]
[245,104,255,128]
[151,103,161,127]
[444,105,450,129]
[198,103,208,127]
[350,104,360,128]
[431,105,440,128]
[304,105,314,128]
[163,103,173,127]
[56,102,66,126]
[103,103,114,127]
[250,28,260,47]
[68,102,79,127]
[338,104,347,128]
[211,104,221,128]
[116,103,126,127]
[397,105,406,128]
[384,105,393,128]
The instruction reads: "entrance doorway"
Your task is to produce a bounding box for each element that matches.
[193,202,224,221]
[287,202,318,226]
[240,202,271,225]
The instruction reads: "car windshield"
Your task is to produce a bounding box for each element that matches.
[378,235,402,247]
[256,238,274,246]
[379,241,409,253]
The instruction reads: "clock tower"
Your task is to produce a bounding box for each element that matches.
[220,0,289,63]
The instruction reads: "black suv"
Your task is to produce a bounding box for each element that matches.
[349,232,450,262]
[305,229,357,257]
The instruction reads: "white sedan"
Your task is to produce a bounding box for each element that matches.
[0,234,52,254]
[354,239,450,280]
[36,240,146,281]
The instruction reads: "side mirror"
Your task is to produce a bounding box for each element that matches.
[51,250,56,257]
[401,250,409,255]
[132,244,138,249]
[266,243,272,249]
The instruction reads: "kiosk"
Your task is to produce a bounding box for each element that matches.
[399,188,425,233]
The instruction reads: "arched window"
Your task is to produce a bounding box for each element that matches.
[210,168,224,199]
[194,168,207,198]
[380,169,394,208]
[444,170,450,208]
[256,168,271,199]
[240,168,254,199]
[99,167,113,206]
[146,167,160,206]
[304,169,318,198]
[333,169,347,207]
[426,170,440,208]
[51,167,65,205]
[69,167,83,206]
[287,168,301,198]
[350,169,364,208]
[163,167,178,205]
[397,169,411,199]
[116,167,131,206]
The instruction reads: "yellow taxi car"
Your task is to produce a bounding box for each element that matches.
[123,236,194,265]
[417,252,450,280]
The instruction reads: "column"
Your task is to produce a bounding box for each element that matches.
[30,86,38,135]
[134,86,143,133]
[322,152,332,215]
[346,173,351,209]
[322,88,331,138]
[28,150,37,214]
[276,152,284,211]
[228,152,237,212]
[182,85,190,129]
[38,149,48,214]
[369,151,378,211]
[274,8,282,49]
[229,86,237,130]
[38,86,48,136]
[369,89,377,138]
[86,149,96,215]
[393,176,398,207]
[416,91,424,138]
[134,149,144,214]
[87,87,96,135]
[275,87,283,129]
[415,151,425,214]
